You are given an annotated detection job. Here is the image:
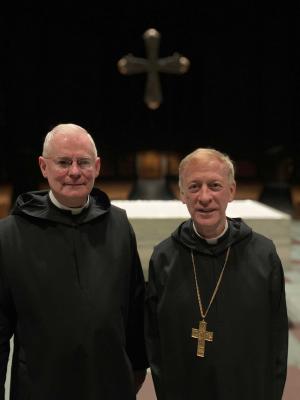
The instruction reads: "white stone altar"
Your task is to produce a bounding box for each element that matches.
[112,199,291,279]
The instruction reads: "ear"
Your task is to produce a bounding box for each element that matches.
[39,156,48,178]
[95,157,101,177]
[180,189,187,204]
[228,181,236,202]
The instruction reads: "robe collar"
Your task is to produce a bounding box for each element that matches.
[192,219,228,244]
[49,190,89,215]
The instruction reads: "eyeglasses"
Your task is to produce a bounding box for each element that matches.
[46,157,94,170]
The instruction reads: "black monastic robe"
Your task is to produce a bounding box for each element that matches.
[145,218,288,400]
[0,188,148,400]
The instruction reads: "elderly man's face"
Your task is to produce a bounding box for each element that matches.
[180,157,236,239]
[39,131,100,207]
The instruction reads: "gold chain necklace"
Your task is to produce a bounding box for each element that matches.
[191,246,231,357]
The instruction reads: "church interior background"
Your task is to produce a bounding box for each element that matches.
[0,3,300,399]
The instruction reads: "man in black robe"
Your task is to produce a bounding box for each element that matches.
[145,148,288,400]
[0,123,148,399]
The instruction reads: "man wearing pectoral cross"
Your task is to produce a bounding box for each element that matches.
[145,148,288,399]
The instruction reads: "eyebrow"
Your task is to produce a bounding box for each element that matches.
[55,156,92,160]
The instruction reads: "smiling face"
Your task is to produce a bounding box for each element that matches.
[180,156,236,239]
[39,128,100,207]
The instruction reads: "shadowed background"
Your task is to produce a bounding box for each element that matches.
[1,4,300,399]
[0,3,299,208]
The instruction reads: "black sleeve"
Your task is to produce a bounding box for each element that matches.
[0,263,16,400]
[125,224,148,371]
[270,248,288,400]
[145,253,165,400]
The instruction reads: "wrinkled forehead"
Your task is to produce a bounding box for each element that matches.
[49,132,94,154]
[184,156,226,172]
[181,156,231,184]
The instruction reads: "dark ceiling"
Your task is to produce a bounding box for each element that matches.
[0,3,298,185]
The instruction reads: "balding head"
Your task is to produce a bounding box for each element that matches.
[42,123,98,158]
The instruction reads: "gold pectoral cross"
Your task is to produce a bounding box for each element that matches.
[191,320,213,357]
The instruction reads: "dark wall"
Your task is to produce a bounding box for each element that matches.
[1,3,299,187]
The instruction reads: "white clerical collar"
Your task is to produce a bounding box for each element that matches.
[49,190,89,215]
[192,219,228,244]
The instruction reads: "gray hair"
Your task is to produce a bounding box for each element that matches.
[178,148,235,189]
[42,123,98,158]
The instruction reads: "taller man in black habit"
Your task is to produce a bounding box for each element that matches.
[145,148,288,400]
[0,123,148,400]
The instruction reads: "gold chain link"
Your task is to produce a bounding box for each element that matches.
[191,247,231,319]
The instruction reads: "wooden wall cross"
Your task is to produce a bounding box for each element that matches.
[118,28,190,110]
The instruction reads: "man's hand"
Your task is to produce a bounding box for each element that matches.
[133,369,147,393]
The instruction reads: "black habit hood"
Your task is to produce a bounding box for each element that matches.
[171,217,252,255]
[0,188,148,400]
